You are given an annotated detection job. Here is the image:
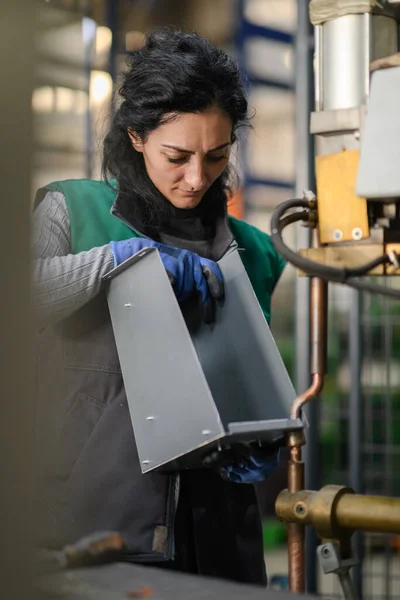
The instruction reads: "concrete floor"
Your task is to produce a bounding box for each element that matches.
[265,548,400,599]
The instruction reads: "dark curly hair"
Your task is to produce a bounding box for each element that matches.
[102,27,250,235]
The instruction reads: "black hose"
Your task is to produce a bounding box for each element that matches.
[270,198,400,300]
[337,277,400,299]
[271,203,389,282]
[279,210,309,229]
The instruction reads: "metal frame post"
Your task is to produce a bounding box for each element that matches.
[83,15,96,180]
[294,1,317,592]
[349,289,364,597]
[106,0,119,113]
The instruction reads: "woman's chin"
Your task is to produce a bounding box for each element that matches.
[168,195,203,210]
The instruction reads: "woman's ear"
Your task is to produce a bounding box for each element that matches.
[127,128,144,152]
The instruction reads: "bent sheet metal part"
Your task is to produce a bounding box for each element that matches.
[104,247,303,473]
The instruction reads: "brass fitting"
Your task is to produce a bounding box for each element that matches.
[276,485,400,542]
[285,429,306,450]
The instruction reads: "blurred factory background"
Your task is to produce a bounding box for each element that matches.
[33,1,400,598]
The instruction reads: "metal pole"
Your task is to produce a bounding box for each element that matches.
[106,0,119,113]
[338,572,360,600]
[383,286,393,600]
[294,0,316,592]
[83,15,96,179]
[0,1,36,598]
[235,0,250,216]
[287,445,306,593]
[349,289,364,597]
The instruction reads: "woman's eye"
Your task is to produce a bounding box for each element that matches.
[167,156,187,164]
[207,155,228,163]
[167,154,228,165]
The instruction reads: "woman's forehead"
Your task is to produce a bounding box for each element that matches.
[150,109,233,150]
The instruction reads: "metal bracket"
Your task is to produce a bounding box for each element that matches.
[317,542,359,600]
[317,542,358,575]
[310,107,365,135]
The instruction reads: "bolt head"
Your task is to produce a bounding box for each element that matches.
[294,502,307,517]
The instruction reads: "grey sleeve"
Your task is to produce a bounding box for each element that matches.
[32,191,115,327]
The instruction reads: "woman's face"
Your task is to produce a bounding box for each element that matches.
[129,107,232,209]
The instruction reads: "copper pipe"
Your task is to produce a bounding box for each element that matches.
[310,228,328,376]
[290,372,324,420]
[286,229,327,592]
[287,325,324,590]
[290,256,326,418]
[287,444,305,592]
[288,454,304,491]
[289,445,302,465]
[287,523,305,591]
[310,276,328,375]
[287,455,305,591]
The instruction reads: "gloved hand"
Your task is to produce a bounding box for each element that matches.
[203,442,281,484]
[109,237,224,324]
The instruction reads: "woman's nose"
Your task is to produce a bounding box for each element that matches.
[184,160,207,191]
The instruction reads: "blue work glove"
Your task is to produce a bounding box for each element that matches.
[220,451,280,484]
[109,238,224,324]
[203,442,281,484]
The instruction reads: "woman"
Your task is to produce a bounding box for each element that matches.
[32,28,285,586]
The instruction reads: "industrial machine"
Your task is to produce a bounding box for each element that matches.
[271,1,400,597]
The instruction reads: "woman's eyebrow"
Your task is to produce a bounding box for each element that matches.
[160,142,231,154]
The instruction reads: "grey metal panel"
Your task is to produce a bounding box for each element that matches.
[310,107,363,135]
[356,66,400,198]
[105,248,226,473]
[227,419,301,435]
[104,247,300,473]
[189,249,298,428]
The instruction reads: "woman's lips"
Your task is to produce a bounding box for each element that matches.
[180,189,201,195]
